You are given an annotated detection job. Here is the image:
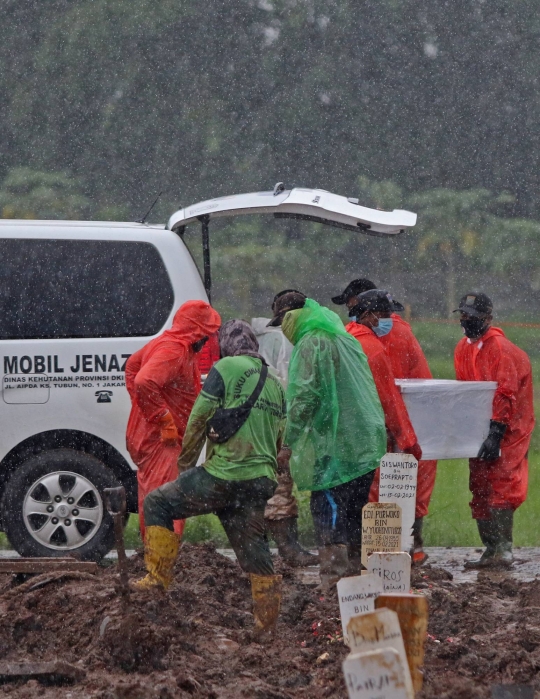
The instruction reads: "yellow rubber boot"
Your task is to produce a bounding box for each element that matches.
[132,526,179,591]
[250,574,282,637]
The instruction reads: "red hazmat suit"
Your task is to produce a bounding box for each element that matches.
[376,314,437,518]
[346,322,418,452]
[454,326,534,519]
[197,332,220,375]
[126,300,221,539]
[378,314,432,379]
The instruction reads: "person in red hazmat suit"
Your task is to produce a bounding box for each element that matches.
[345,290,422,459]
[333,278,435,564]
[345,289,422,570]
[454,292,534,568]
[125,300,221,540]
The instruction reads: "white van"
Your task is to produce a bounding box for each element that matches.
[0,187,416,560]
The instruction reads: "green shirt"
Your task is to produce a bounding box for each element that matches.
[178,356,286,481]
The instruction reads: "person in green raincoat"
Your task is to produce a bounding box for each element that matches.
[267,291,386,587]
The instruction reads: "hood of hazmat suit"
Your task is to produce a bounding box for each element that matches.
[126,300,221,537]
[281,299,386,491]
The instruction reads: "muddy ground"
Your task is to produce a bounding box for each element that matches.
[0,544,538,698]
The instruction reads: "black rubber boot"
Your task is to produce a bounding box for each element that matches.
[346,542,362,576]
[318,544,348,592]
[464,519,497,568]
[411,517,429,566]
[266,518,319,567]
[490,508,514,567]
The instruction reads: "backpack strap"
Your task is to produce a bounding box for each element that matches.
[242,360,268,410]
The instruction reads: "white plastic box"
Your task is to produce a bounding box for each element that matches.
[396,379,498,460]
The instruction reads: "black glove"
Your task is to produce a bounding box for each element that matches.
[477,420,507,461]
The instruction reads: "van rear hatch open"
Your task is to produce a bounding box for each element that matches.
[167,186,416,237]
[166,185,417,301]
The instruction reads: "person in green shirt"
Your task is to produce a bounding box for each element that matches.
[134,319,286,635]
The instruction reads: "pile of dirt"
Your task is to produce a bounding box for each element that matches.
[0,545,538,697]
[416,565,540,698]
[0,544,347,698]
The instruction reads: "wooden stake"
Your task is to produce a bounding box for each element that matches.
[375,593,428,694]
[0,558,97,574]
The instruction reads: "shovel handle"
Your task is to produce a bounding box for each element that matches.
[104,486,127,517]
[104,486,130,605]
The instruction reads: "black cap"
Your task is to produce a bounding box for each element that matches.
[348,289,399,317]
[331,278,376,305]
[454,292,493,318]
[267,290,306,327]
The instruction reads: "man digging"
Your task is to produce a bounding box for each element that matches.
[133,319,286,636]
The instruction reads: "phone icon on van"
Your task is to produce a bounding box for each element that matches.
[95,390,113,404]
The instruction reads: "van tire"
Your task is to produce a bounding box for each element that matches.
[2,448,121,562]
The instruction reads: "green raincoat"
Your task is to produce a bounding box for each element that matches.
[282,299,386,491]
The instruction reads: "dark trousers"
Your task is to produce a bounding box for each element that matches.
[144,466,276,575]
[310,471,375,548]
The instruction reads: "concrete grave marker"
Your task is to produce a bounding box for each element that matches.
[337,574,383,645]
[342,648,410,699]
[361,502,402,568]
[347,608,413,698]
[378,453,418,551]
[367,552,411,593]
[375,594,429,694]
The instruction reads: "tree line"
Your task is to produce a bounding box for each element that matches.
[1,167,539,321]
[3,0,540,215]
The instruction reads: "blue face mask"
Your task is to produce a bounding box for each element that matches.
[373,318,393,337]
[350,316,357,322]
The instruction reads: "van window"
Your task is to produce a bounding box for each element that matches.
[0,239,174,339]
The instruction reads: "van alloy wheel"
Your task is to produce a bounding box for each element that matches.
[2,448,120,561]
[23,471,103,550]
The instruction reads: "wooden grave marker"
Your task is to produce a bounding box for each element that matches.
[361,502,402,568]
[378,453,418,551]
[347,608,414,698]
[337,574,383,645]
[342,648,410,699]
[375,593,429,694]
[367,552,411,593]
